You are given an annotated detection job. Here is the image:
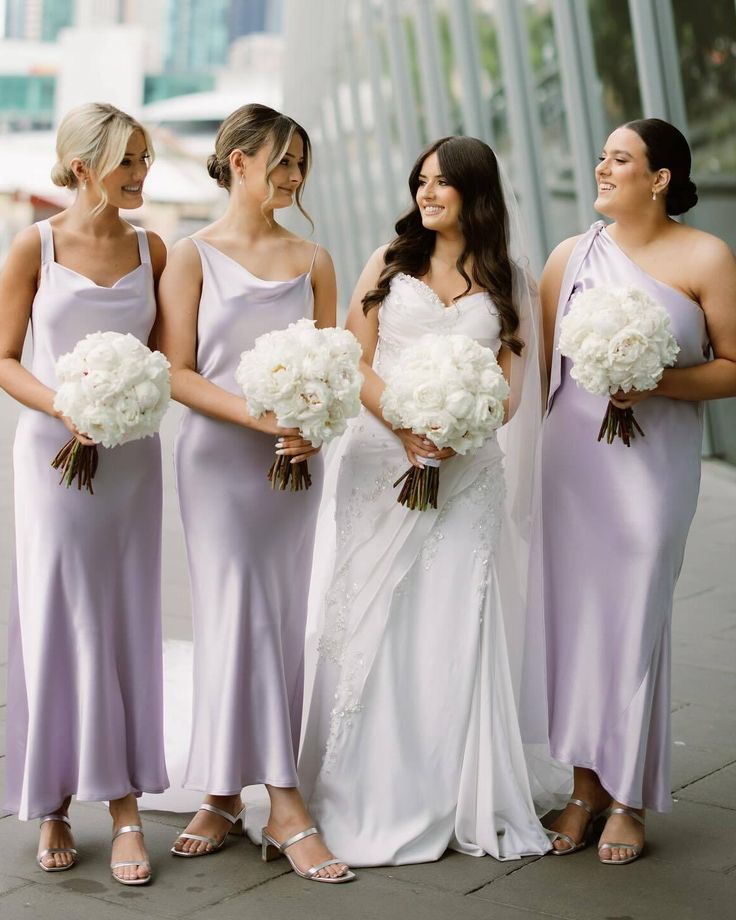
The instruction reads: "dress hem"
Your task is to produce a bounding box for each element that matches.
[549,747,672,814]
[7,782,170,822]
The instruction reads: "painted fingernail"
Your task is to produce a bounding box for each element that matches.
[275,449,286,455]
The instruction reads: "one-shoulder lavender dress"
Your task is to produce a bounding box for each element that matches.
[541,221,709,812]
[175,240,322,794]
[5,220,168,820]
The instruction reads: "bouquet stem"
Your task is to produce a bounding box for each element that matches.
[393,461,440,511]
[267,453,312,492]
[51,438,99,493]
[597,401,645,447]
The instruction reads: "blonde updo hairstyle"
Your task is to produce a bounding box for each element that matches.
[51,102,154,214]
[207,103,312,225]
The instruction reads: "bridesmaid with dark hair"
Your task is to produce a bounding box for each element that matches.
[540,118,736,864]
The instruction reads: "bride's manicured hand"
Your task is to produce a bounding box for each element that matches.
[276,434,321,464]
[395,429,455,468]
[58,411,96,446]
[609,388,653,409]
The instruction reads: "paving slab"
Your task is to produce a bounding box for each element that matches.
[199,868,570,920]
[367,847,540,894]
[470,852,736,920]
[2,802,291,919]
[677,762,736,811]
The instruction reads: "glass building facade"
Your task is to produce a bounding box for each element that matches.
[282,0,736,462]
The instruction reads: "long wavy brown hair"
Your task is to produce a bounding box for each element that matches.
[362,136,523,355]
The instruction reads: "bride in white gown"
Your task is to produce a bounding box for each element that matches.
[298,136,569,867]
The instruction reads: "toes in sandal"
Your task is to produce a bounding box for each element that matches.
[261,826,356,883]
[37,814,78,872]
[598,806,645,865]
[171,802,246,857]
[111,824,151,886]
[547,797,605,856]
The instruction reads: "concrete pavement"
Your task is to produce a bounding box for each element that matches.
[0,400,735,920]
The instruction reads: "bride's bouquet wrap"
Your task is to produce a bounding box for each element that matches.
[236,318,363,492]
[380,333,509,511]
[558,284,680,446]
[52,331,171,493]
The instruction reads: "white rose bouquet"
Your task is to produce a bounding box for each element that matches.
[558,284,680,446]
[380,333,510,511]
[52,331,171,493]
[236,318,363,492]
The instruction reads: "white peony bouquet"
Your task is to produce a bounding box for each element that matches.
[558,284,680,445]
[236,318,363,492]
[380,333,509,511]
[52,331,171,493]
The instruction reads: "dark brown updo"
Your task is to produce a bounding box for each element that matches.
[625,118,698,216]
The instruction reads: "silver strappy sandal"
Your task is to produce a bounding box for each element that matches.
[547,797,605,855]
[110,824,151,886]
[171,802,246,857]
[261,826,356,883]
[37,813,77,872]
[598,806,645,865]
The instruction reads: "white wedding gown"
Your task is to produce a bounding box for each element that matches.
[298,274,555,866]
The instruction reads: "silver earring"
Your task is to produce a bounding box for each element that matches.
[82,180,87,191]
[239,173,244,186]
[651,190,657,201]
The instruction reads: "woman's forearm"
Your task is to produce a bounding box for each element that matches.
[658,359,736,402]
[0,358,58,416]
[358,360,393,430]
[171,367,256,428]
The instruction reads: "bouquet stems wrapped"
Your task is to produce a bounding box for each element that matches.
[52,331,171,494]
[236,319,363,492]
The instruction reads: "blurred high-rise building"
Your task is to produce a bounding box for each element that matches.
[166,0,281,73]
[42,0,73,41]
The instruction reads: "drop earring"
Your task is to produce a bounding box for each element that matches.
[651,190,657,201]
[82,180,87,191]
[239,173,244,187]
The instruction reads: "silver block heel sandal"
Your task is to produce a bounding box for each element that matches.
[171,802,246,857]
[37,814,77,872]
[110,824,151,886]
[598,806,645,865]
[261,826,356,883]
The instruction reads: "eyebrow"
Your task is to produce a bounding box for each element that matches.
[124,150,149,156]
[418,172,446,179]
[602,149,632,157]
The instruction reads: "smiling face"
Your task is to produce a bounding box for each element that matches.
[415,151,463,232]
[594,126,668,218]
[238,131,305,211]
[98,129,150,210]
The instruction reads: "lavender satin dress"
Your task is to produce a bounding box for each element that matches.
[175,240,322,794]
[541,221,709,812]
[5,220,168,820]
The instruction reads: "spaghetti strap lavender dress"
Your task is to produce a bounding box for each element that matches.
[175,239,322,794]
[541,221,710,812]
[5,220,168,820]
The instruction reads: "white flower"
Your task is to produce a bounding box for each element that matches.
[235,318,363,448]
[559,284,680,396]
[53,331,171,448]
[379,333,509,455]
